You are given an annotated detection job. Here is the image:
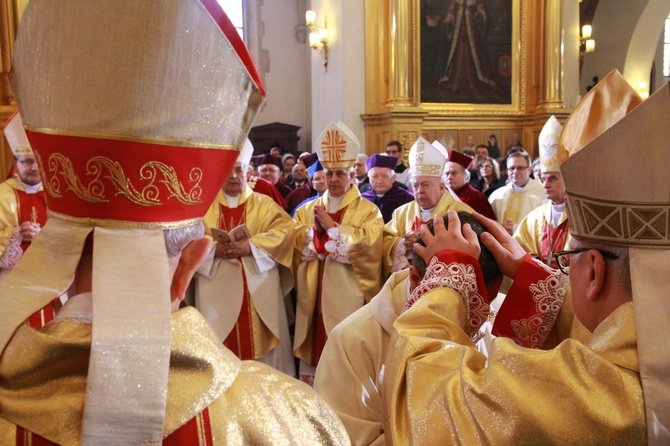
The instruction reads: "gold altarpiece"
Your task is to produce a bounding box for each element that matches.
[361,0,570,163]
[0,0,28,176]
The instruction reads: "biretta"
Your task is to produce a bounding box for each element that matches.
[538,116,562,173]
[258,154,283,169]
[315,122,361,169]
[4,111,32,156]
[366,153,397,170]
[559,70,669,443]
[447,149,473,170]
[3,1,265,444]
[409,137,447,177]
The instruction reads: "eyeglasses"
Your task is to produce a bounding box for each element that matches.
[554,248,620,275]
[507,166,529,172]
[18,158,37,166]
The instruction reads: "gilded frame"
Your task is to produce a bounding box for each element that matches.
[414,0,524,115]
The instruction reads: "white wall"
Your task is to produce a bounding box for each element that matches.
[246,0,312,152]
[308,0,366,152]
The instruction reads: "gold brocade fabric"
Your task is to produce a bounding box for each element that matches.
[385,287,646,445]
[382,192,473,276]
[199,185,295,359]
[293,186,384,362]
[0,307,350,445]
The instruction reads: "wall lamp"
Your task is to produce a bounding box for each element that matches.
[306,10,328,71]
[580,25,595,55]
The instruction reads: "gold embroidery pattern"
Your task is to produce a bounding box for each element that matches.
[320,129,348,163]
[37,151,203,207]
[568,195,670,247]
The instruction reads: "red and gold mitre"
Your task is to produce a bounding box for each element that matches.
[2,1,265,444]
[4,111,32,156]
[315,122,361,169]
[10,0,265,228]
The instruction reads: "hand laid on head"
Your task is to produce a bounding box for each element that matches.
[402,231,419,252]
[413,211,481,262]
[314,205,336,231]
[19,221,41,243]
[473,212,527,279]
[215,240,252,259]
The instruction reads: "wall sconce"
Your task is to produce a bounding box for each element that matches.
[306,10,328,71]
[580,25,595,55]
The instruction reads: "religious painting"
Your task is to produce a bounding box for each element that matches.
[420,0,513,105]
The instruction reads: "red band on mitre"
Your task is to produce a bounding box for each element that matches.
[28,131,238,225]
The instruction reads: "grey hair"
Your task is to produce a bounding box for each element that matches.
[164,222,205,257]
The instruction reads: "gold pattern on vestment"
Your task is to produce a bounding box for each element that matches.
[37,151,203,206]
[47,211,203,230]
[568,193,670,246]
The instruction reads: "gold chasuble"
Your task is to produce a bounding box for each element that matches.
[293,186,383,367]
[384,251,645,445]
[198,185,295,363]
[382,191,472,276]
[0,307,349,445]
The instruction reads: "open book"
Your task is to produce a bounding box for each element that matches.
[210,224,251,244]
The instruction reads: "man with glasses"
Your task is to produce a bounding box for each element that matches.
[488,147,545,234]
[0,112,47,289]
[258,154,293,199]
[385,140,412,187]
[513,116,570,268]
[383,71,656,444]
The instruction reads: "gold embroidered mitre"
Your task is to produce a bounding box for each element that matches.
[315,121,361,169]
[3,1,266,444]
[409,137,447,177]
[538,116,562,174]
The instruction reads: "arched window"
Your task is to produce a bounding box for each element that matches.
[217,0,244,40]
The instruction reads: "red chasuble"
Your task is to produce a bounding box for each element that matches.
[14,189,47,252]
[308,208,346,367]
[539,219,569,268]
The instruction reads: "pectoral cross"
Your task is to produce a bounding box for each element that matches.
[31,206,38,223]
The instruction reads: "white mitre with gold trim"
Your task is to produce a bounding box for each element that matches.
[409,137,447,177]
[4,111,32,156]
[559,70,669,444]
[3,1,265,444]
[315,122,360,169]
[538,116,562,174]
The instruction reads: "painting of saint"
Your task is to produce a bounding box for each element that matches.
[421,0,512,104]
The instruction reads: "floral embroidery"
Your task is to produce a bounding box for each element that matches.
[0,227,24,269]
[301,227,319,262]
[391,239,410,272]
[510,258,569,348]
[405,257,490,339]
[325,226,351,264]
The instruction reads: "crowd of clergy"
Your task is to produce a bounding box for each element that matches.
[0,1,666,444]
